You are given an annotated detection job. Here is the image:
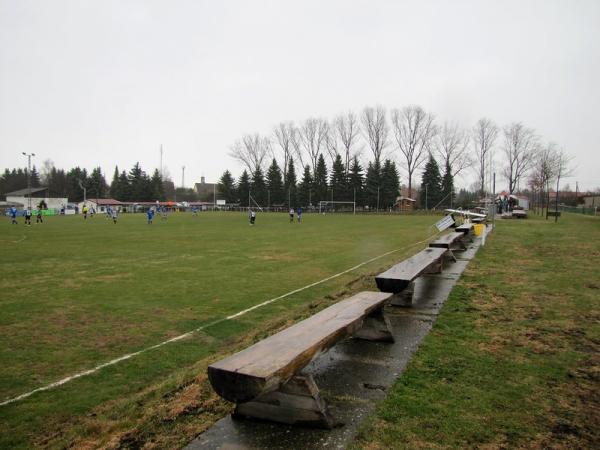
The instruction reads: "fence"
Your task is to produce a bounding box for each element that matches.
[558,205,598,216]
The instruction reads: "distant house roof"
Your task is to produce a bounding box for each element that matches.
[86,198,123,205]
[5,186,49,196]
[0,200,24,207]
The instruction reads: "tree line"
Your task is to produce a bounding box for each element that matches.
[226,105,574,209]
[0,161,174,203]
[1,105,576,210]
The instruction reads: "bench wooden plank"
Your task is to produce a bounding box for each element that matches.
[208,291,393,403]
[455,223,473,234]
[375,247,447,293]
[429,232,465,249]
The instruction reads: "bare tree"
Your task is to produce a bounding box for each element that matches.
[299,118,329,173]
[335,111,361,174]
[229,133,271,175]
[324,121,339,165]
[40,159,55,185]
[361,106,389,166]
[290,125,305,170]
[529,142,559,213]
[472,118,498,196]
[273,122,295,183]
[551,148,573,221]
[436,122,472,177]
[502,122,538,194]
[391,105,436,197]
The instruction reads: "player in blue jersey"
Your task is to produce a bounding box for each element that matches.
[147,208,154,224]
[9,206,18,224]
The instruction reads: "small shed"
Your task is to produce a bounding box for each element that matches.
[395,196,416,212]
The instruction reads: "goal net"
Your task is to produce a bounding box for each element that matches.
[318,201,356,214]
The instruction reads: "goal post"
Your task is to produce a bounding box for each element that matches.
[318,201,356,215]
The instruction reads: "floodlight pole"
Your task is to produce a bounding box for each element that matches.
[22,152,35,210]
[492,173,496,229]
[353,188,356,215]
[377,187,380,213]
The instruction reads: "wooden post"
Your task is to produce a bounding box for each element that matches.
[353,308,394,342]
[234,374,336,429]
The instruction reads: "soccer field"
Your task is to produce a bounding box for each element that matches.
[0,211,437,448]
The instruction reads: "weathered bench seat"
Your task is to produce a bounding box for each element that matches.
[208,291,394,427]
[375,247,447,295]
[455,223,474,234]
[429,232,466,250]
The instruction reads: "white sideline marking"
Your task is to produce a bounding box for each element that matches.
[1,234,436,407]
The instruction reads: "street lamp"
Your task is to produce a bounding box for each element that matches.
[22,152,35,210]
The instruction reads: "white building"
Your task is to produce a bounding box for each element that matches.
[5,187,68,210]
[77,199,125,213]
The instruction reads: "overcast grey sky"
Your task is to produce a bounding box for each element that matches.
[1,0,599,191]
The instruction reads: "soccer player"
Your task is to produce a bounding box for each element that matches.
[36,209,43,224]
[82,204,88,220]
[161,206,168,220]
[192,206,198,217]
[297,206,302,223]
[9,206,18,224]
[249,209,256,225]
[147,208,154,224]
[289,207,294,223]
[24,208,32,226]
[111,209,118,224]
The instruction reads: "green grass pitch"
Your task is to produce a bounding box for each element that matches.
[0,211,437,448]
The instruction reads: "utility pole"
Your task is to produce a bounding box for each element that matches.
[181,166,185,189]
[160,144,163,178]
[377,186,380,213]
[425,184,428,211]
[21,152,35,210]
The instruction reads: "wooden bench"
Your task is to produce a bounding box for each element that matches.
[207,291,394,428]
[429,232,467,261]
[375,247,447,305]
[455,222,473,235]
[512,209,527,219]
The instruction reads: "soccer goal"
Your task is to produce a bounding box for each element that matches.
[318,201,356,214]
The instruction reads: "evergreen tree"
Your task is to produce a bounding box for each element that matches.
[364,160,382,209]
[420,153,442,209]
[297,165,312,207]
[218,170,237,204]
[329,154,347,201]
[441,161,455,208]
[380,159,400,209]
[250,167,267,206]
[128,162,152,201]
[30,166,41,187]
[47,167,68,198]
[348,157,364,207]
[265,159,284,206]
[313,154,328,204]
[66,167,88,202]
[117,170,130,201]
[89,167,108,199]
[284,159,298,207]
[150,169,165,201]
[237,170,251,207]
[109,166,121,199]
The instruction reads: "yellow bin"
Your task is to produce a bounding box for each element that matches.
[473,224,485,236]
